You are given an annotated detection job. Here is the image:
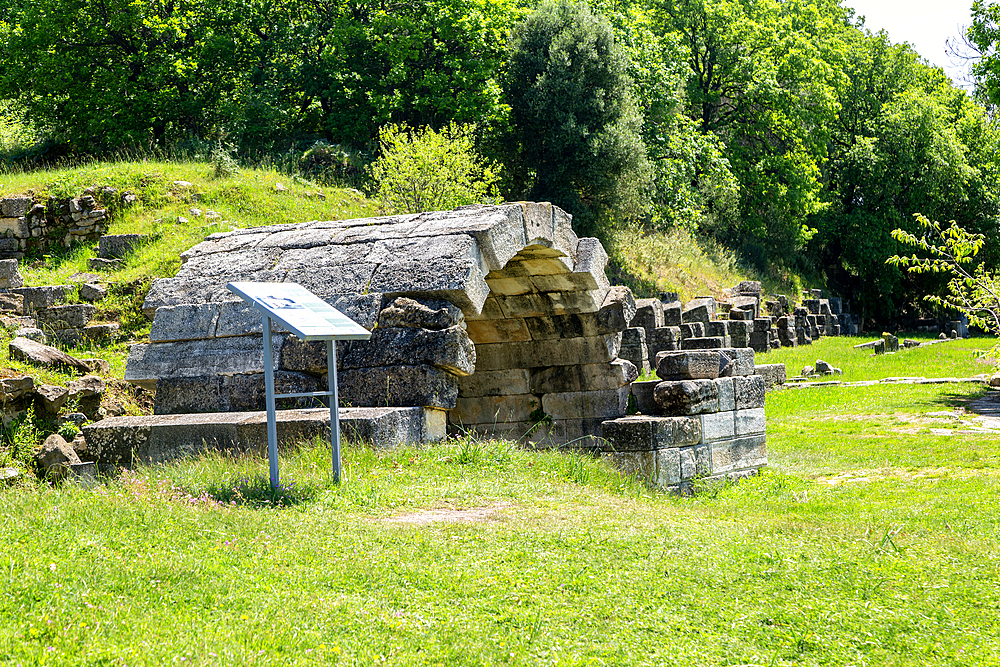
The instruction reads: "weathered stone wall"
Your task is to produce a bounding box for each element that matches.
[0,194,110,258]
[125,203,634,444]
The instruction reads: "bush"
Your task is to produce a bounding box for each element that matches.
[369,123,499,214]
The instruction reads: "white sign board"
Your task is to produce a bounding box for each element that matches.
[227,282,371,342]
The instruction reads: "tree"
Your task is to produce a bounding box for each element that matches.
[502,0,650,236]
[888,214,1000,338]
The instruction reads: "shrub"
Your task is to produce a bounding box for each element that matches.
[369,123,499,214]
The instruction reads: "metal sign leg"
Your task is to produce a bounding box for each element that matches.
[262,315,280,490]
[327,339,342,484]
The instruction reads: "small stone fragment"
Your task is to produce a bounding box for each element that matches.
[34,433,82,480]
[79,283,108,302]
[9,337,92,373]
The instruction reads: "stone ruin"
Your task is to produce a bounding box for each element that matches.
[0,193,113,259]
[120,203,770,490]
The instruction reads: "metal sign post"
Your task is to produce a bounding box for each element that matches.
[227,282,371,489]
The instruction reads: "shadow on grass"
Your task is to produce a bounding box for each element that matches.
[202,475,319,508]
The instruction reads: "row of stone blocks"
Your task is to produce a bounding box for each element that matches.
[599,348,767,492]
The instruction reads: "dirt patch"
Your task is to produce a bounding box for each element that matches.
[381,502,510,526]
[817,467,1000,486]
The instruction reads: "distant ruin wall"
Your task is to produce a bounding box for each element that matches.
[0,194,110,259]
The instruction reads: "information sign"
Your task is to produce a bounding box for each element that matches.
[227,282,372,488]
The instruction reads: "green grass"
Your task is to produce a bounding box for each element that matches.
[757,334,996,382]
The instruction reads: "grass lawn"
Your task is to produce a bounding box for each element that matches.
[3,338,1000,665]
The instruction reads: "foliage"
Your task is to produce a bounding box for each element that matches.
[502,0,651,235]
[888,214,1000,337]
[967,0,1000,109]
[369,123,499,215]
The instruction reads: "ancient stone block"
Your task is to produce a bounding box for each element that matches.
[493,290,605,319]
[340,325,475,376]
[619,327,650,375]
[542,386,630,420]
[734,375,766,409]
[733,280,762,296]
[735,408,766,436]
[529,359,637,394]
[466,317,532,344]
[656,448,682,487]
[0,197,31,218]
[474,334,620,371]
[716,377,735,412]
[0,259,22,289]
[88,258,124,271]
[682,304,711,324]
[125,335,284,389]
[679,323,705,339]
[600,286,636,331]
[653,379,719,415]
[662,302,682,327]
[602,415,696,451]
[523,311,624,340]
[700,410,735,443]
[337,364,459,409]
[54,324,119,346]
[34,433,81,479]
[573,237,610,295]
[9,337,91,373]
[655,350,721,380]
[646,327,680,365]
[11,285,72,313]
[79,283,107,303]
[457,369,531,397]
[153,375,228,414]
[632,298,664,330]
[681,337,725,350]
[378,296,464,330]
[224,371,322,412]
[0,293,23,314]
[149,303,221,342]
[630,379,658,414]
[98,234,147,259]
[706,321,729,338]
[452,394,541,425]
[0,374,33,402]
[727,320,751,348]
[36,304,97,330]
[710,435,767,474]
[754,364,786,391]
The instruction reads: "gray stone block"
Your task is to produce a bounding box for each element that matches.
[452,394,541,425]
[597,286,636,332]
[474,334,620,371]
[646,326,680,366]
[53,323,119,346]
[700,410,735,443]
[630,379,658,414]
[457,369,531,397]
[338,364,458,409]
[36,304,97,330]
[0,293,23,314]
[378,296,464,330]
[9,336,91,373]
[99,234,147,259]
[0,197,31,217]
[754,364,787,390]
[679,322,705,339]
[0,259,23,289]
[716,377,735,412]
[600,415,702,451]
[655,350,721,380]
[542,386,630,420]
[619,327,650,375]
[681,337,725,350]
[682,304,711,324]
[653,379,719,415]
[79,283,107,303]
[149,303,222,342]
[710,435,767,474]
[125,335,285,389]
[727,320,751,348]
[734,375,766,409]
[736,407,766,436]
[662,302,682,326]
[341,325,475,376]
[706,321,729,338]
[11,285,72,313]
[529,359,637,394]
[632,298,664,330]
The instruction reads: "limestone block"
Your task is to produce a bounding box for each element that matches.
[653,379,719,415]
[34,433,81,479]
[149,303,221,342]
[452,394,541,425]
[655,350,721,380]
[754,363,787,390]
[9,337,91,373]
[463,296,505,322]
[0,374,33,402]
[278,338,332,375]
[530,272,599,293]
[682,304,711,324]
[733,281,762,296]
[600,415,701,451]
[274,245,380,296]
[681,337,725,350]
[523,311,624,340]
[662,302,682,327]
[474,334,621,371]
[0,196,31,218]
[79,283,107,303]
[54,323,119,346]
[36,384,70,414]
[646,327,680,360]
[700,410,735,443]
[656,448,682,487]
[466,317,532,344]
[378,296,464,330]
[98,234,147,259]
[88,258,124,271]
[519,202,579,261]
[680,447,697,480]
[572,238,610,295]
[628,377,657,413]
[734,375,766,409]
[39,307,94,335]
[632,298,664,330]
[735,407,766,436]
[710,435,767,474]
[254,227,338,250]
[529,359,637,394]
[14,328,44,343]
[600,286,636,331]
[727,320,752,348]
[153,375,226,413]
[485,274,535,296]
[178,248,284,281]
[457,369,531,397]
[408,205,528,272]
[679,323,705,339]
[337,364,459,409]
[0,293,23,314]
[180,231,270,261]
[718,347,755,376]
[687,297,716,319]
[340,325,475,376]
[125,335,284,388]
[11,285,72,313]
[494,289,605,319]
[716,377,735,412]
[605,450,656,483]
[0,258,23,289]
[541,386,630,420]
[619,327,650,375]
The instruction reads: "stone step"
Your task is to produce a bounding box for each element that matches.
[82,406,446,470]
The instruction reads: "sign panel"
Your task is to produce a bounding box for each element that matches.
[227,282,371,341]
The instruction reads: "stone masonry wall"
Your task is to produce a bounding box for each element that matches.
[0,194,110,258]
[125,203,634,445]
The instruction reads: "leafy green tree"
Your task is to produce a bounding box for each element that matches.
[502,0,651,236]
[369,123,499,214]
[966,0,1000,109]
